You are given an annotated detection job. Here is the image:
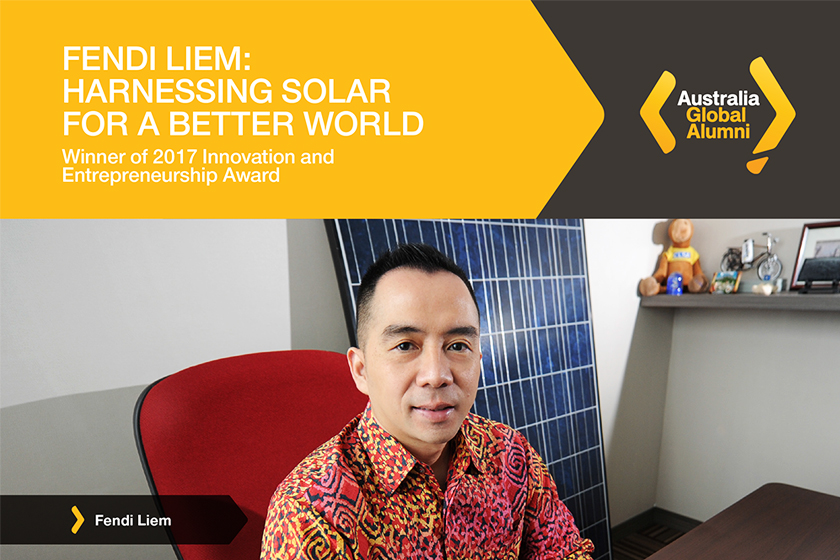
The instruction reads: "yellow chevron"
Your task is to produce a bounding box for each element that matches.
[748,57,795,174]
[640,71,677,154]
[71,505,85,534]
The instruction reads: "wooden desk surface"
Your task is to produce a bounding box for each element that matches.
[647,483,840,560]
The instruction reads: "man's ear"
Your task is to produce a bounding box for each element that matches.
[347,347,369,396]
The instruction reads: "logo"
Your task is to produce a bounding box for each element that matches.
[640,57,795,174]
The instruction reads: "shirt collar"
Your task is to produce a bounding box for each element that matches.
[452,413,486,476]
[357,403,418,495]
[357,404,486,495]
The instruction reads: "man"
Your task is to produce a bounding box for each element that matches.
[261,243,594,559]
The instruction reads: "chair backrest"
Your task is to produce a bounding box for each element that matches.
[134,350,368,560]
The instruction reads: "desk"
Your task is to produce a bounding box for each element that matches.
[647,483,840,560]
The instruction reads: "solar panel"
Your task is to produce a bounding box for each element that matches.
[326,219,611,559]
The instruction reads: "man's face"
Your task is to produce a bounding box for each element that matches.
[348,268,481,462]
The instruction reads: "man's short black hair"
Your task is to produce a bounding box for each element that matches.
[355,243,479,346]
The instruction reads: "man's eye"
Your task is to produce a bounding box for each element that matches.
[396,342,414,351]
[449,342,469,352]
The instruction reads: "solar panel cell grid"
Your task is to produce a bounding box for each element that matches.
[329,219,611,559]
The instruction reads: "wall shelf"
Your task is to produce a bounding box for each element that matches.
[640,292,840,312]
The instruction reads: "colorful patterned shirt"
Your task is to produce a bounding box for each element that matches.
[261,404,594,560]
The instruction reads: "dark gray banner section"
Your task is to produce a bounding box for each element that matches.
[535,1,840,217]
[0,495,246,545]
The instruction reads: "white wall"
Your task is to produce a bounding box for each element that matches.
[1,219,291,408]
[287,220,351,353]
[0,219,295,560]
[657,308,840,520]
[584,219,674,525]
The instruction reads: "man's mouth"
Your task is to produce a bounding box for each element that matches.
[413,403,456,422]
[414,403,454,412]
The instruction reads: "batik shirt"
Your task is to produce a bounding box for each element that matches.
[261,404,594,560]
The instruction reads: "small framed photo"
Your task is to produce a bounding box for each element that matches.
[710,270,742,294]
[791,221,840,290]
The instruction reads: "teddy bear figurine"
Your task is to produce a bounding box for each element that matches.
[639,218,709,296]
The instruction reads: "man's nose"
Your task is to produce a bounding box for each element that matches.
[416,348,453,388]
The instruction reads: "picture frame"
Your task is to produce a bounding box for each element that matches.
[709,270,742,294]
[791,221,840,290]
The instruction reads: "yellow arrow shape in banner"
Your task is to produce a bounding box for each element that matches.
[640,71,677,154]
[747,57,795,174]
[0,1,603,218]
[71,505,85,534]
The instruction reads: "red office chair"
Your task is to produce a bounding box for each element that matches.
[134,350,368,560]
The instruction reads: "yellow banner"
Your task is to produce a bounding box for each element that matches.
[0,1,602,218]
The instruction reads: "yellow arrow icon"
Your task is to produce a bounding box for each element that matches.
[71,505,85,534]
[747,57,795,174]
[640,70,677,154]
